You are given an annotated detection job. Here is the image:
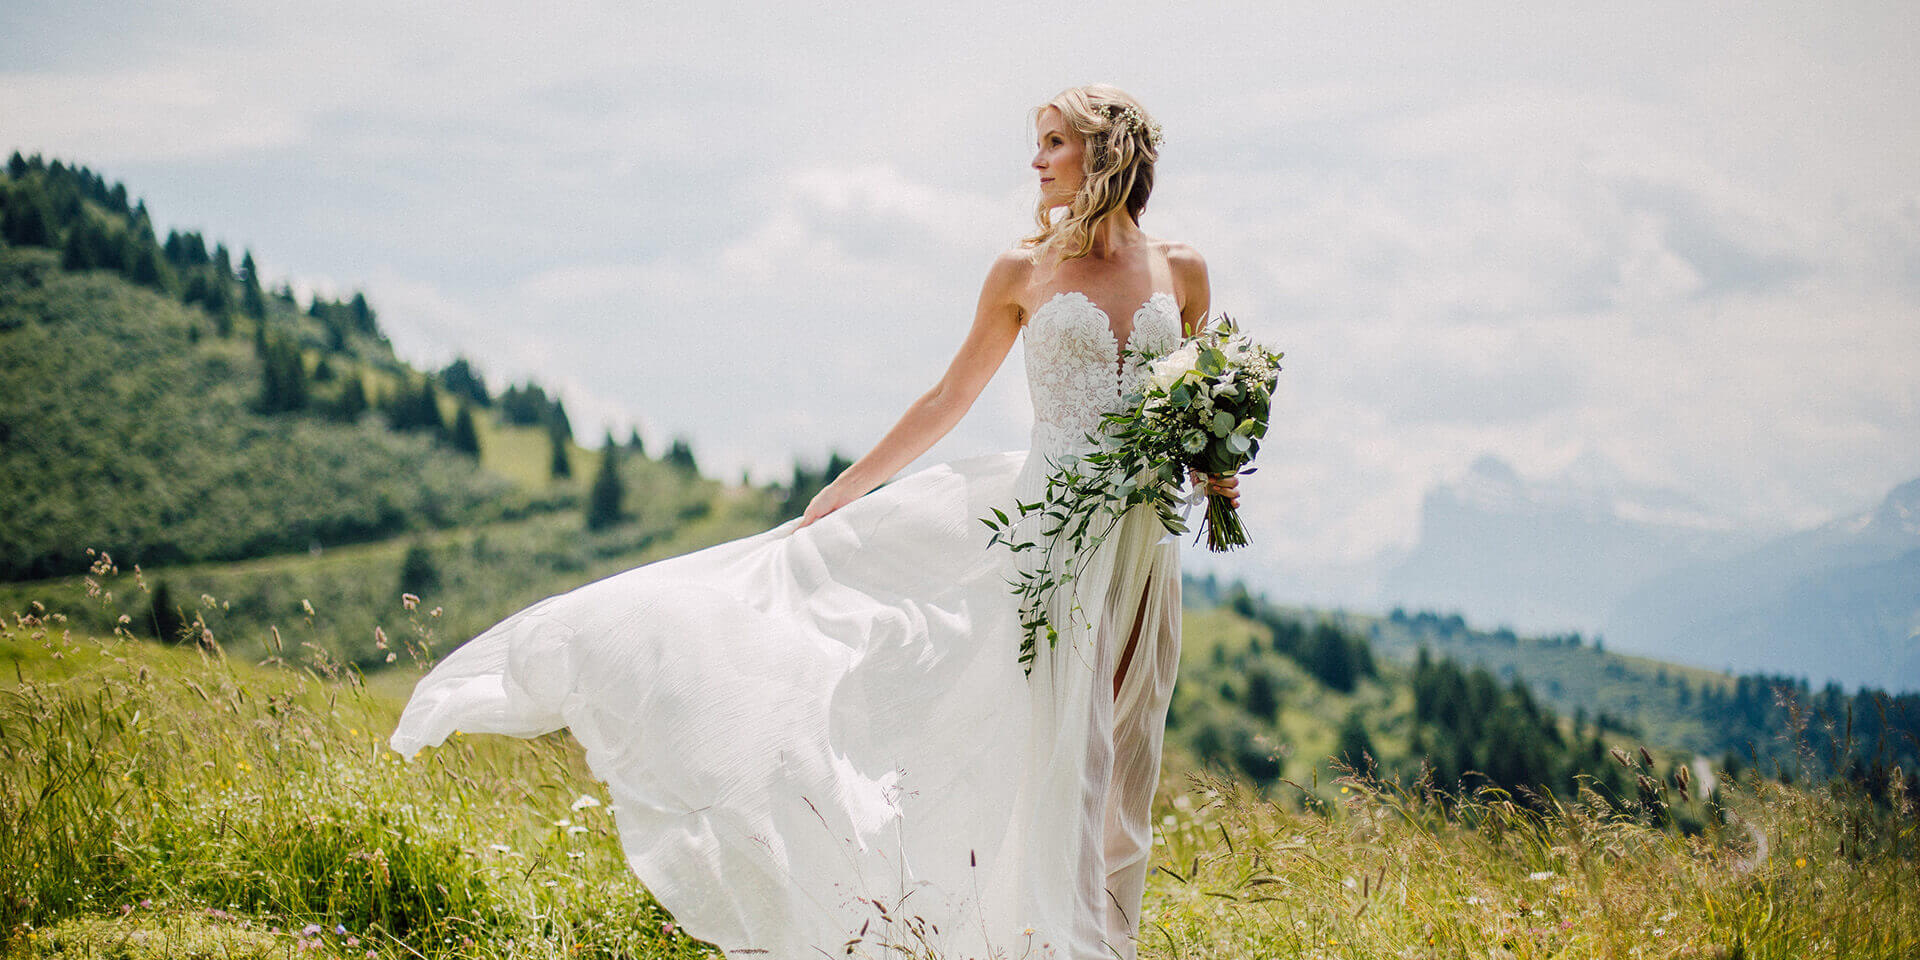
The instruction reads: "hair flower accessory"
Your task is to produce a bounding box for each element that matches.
[1108,102,1165,147]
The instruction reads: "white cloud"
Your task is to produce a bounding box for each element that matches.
[0,69,307,161]
[4,0,1917,611]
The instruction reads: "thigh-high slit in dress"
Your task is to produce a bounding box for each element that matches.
[390,289,1187,960]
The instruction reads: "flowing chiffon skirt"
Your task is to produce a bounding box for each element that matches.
[390,449,1181,959]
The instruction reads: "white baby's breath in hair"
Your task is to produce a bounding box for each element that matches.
[1109,102,1164,147]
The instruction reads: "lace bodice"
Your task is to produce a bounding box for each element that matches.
[1024,290,1183,456]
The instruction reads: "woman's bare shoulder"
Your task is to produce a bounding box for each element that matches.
[982,244,1038,317]
[1157,238,1209,277]
[1154,238,1210,317]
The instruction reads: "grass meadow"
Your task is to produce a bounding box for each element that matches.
[2,566,1915,959]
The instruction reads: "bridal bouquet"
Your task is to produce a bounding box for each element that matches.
[982,316,1284,673]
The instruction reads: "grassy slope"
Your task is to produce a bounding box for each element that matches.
[5,610,1914,959]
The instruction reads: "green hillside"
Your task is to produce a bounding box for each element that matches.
[0,153,786,585]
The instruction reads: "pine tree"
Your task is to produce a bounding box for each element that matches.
[1335,709,1375,768]
[60,219,96,269]
[350,291,376,335]
[148,581,187,643]
[399,544,439,598]
[240,249,266,319]
[626,428,645,456]
[1243,665,1280,721]
[549,420,572,479]
[451,404,481,458]
[256,335,309,414]
[665,438,698,475]
[333,371,369,422]
[129,240,168,292]
[1,184,55,247]
[587,431,625,530]
[1308,620,1357,692]
[439,357,490,406]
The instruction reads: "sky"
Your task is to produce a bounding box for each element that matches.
[5,1,1918,612]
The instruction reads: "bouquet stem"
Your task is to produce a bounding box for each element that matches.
[1204,493,1248,551]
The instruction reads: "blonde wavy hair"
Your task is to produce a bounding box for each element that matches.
[1023,84,1161,264]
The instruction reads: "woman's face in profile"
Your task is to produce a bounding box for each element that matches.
[1032,106,1084,206]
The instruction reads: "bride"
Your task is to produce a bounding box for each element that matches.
[390,84,1239,960]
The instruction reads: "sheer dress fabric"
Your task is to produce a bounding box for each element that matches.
[390,290,1187,960]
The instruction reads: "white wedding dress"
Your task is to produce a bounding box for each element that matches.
[390,290,1188,960]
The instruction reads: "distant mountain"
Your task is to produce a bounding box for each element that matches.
[1380,453,1757,635]
[1603,477,1920,691]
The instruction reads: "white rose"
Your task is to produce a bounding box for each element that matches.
[1147,343,1201,391]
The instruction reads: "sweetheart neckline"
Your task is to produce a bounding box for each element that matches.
[1030,289,1178,358]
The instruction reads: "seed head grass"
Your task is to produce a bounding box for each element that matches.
[3,567,1915,958]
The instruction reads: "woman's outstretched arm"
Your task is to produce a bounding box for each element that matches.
[798,251,1029,527]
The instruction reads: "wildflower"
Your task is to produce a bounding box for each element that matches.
[489,844,512,853]
[1795,856,1808,868]
[374,626,389,649]
[663,921,677,935]
[140,899,151,908]
[302,924,323,937]
[402,593,420,610]
[1529,870,1555,881]
[336,924,348,935]
[571,794,602,811]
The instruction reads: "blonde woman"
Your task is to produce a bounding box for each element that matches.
[393,84,1239,960]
